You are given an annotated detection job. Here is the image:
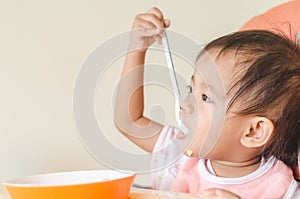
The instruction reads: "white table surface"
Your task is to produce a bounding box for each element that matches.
[0,184,10,199]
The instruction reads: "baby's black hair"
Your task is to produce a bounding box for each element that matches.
[202,30,300,179]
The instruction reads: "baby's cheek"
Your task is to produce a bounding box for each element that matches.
[189,118,212,157]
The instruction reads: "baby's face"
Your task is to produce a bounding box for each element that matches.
[180,50,248,160]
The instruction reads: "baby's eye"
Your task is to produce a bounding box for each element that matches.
[202,94,213,102]
[186,85,193,93]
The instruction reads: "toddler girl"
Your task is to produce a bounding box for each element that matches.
[114,7,300,198]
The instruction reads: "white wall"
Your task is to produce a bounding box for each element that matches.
[0,0,288,185]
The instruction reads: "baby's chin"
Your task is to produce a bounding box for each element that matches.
[185,149,194,157]
[184,149,203,158]
[183,145,215,159]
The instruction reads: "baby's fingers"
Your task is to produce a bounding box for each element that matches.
[133,27,161,37]
[147,7,165,30]
[129,7,169,50]
[154,35,162,45]
[136,13,164,30]
[164,19,171,28]
[147,7,164,20]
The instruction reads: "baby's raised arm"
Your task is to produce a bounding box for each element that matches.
[114,7,170,153]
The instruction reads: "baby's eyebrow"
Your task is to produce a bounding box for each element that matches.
[191,75,219,98]
[199,82,212,92]
[191,75,194,82]
[198,81,218,98]
[189,75,195,86]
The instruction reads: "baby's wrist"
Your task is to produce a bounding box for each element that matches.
[127,47,147,55]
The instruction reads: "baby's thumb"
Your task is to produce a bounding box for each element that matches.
[164,19,171,28]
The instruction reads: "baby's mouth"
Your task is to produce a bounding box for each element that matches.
[177,113,189,134]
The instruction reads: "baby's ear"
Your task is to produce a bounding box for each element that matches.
[240,117,274,148]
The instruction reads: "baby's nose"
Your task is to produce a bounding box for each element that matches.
[180,103,194,115]
[179,107,183,120]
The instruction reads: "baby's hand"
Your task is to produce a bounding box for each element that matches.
[129,7,170,53]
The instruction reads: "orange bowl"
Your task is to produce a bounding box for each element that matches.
[3,170,135,199]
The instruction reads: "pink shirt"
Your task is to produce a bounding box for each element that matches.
[151,125,300,198]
